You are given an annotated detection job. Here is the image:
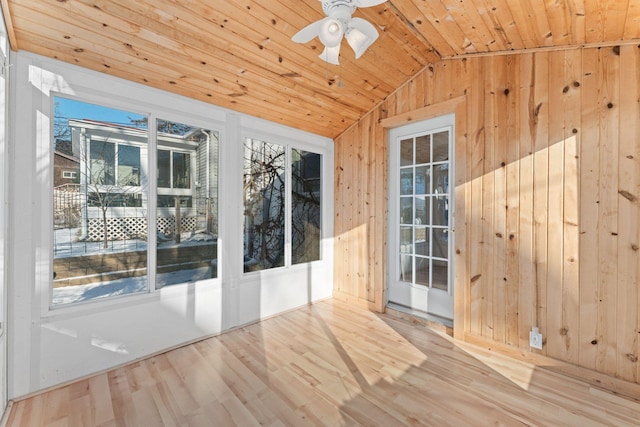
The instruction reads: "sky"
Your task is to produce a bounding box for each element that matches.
[55,96,146,128]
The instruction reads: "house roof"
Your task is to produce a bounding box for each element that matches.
[3,1,639,139]
[53,149,79,164]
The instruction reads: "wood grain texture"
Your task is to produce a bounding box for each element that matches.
[7,299,640,427]
[2,1,640,138]
[334,45,640,385]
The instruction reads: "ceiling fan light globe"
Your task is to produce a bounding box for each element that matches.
[346,28,372,58]
[319,18,344,48]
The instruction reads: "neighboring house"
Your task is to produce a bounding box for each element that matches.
[66,119,219,241]
[53,149,79,187]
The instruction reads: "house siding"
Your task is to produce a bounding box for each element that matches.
[334,45,640,385]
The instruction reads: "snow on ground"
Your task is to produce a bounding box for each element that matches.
[53,266,214,306]
[52,227,218,306]
[54,228,215,258]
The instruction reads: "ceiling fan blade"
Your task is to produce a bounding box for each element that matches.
[355,0,387,7]
[292,19,324,43]
[319,45,341,65]
[346,17,379,58]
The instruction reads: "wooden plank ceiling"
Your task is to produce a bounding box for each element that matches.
[2,0,639,138]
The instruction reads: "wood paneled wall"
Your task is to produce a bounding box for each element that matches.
[334,45,640,384]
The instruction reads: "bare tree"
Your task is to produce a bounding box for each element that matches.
[243,141,286,270]
[53,101,71,147]
[290,151,321,264]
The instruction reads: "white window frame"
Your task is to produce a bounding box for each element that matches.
[241,135,324,275]
[48,93,225,309]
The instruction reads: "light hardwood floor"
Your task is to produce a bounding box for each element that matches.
[7,299,640,426]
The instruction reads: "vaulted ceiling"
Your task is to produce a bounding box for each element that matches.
[2,0,639,138]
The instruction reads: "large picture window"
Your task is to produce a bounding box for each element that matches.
[52,98,220,305]
[243,139,322,272]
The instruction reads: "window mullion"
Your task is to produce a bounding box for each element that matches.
[148,114,158,292]
[284,146,292,267]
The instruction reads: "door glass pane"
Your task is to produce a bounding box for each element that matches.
[400,197,413,225]
[52,97,148,305]
[243,139,285,272]
[433,131,449,162]
[399,254,413,282]
[433,164,448,194]
[400,138,413,166]
[415,226,429,256]
[415,257,429,286]
[432,228,448,259]
[291,149,322,265]
[400,169,413,195]
[400,226,413,253]
[415,196,427,225]
[432,260,448,291]
[415,135,430,164]
[156,119,219,287]
[415,166,430,195]
[433,196,449,226]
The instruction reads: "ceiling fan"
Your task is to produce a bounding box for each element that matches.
[292,0,387,65]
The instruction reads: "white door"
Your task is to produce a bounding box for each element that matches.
[388,114,454,324]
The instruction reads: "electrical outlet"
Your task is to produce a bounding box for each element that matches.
[529,327,543,350]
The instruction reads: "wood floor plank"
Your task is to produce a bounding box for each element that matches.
[7,298,640,426]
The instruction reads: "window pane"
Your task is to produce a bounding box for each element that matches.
[157,150,171,188]
[173,152,190,189]
[90,140,115,185]
[291,150,322,265]
[118,145,140,186]
[156,120,219,286]
[53,97,148,305]
[243,139,285,272]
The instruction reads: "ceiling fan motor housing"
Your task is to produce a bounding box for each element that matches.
[321,1,356,20]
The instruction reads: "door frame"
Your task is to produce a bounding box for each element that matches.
[0,6,8,413]
[387,114,455,324]
[379,96,467,339]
